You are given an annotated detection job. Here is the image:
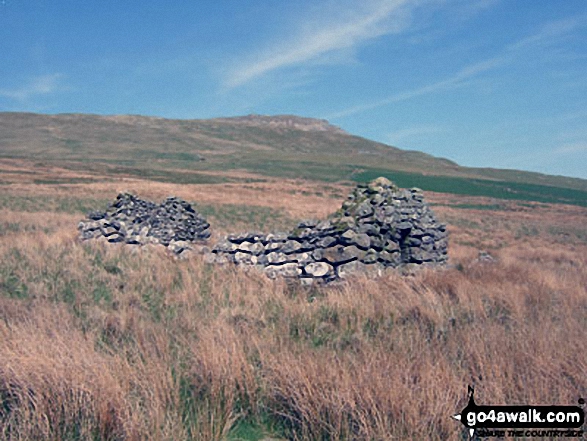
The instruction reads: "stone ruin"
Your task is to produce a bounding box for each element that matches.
[78,193,211,255]
[208,177,447,283]
[78,178,448,282]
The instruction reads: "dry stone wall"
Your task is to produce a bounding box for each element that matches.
[78,178,448,282]
[78,193,210,255]
[208,177,448,283]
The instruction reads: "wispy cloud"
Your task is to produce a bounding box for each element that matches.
[451,0,501,20]
[552,142,587,155]
[507,15,586,51]
[328,13,586,119]
[326,55,507,118]
[387,124,446,144]
[0,74,63,101]
[225,0,417,88]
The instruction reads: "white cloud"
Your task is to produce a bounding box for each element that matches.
[224,0,417,88]
[507,16,586,51]
[326,55,507,118]
[328,13,586,120]
[0,74,63,101]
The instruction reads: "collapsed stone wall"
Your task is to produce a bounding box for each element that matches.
[208,177,448,283]
[78,178,448,282]
[78,193,210,255]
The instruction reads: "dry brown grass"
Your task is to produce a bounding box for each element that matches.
[0,176,586,440]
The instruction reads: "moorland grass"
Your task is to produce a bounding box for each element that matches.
[0,193,586,440]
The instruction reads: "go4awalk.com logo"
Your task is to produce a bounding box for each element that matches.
[453,387,585,438]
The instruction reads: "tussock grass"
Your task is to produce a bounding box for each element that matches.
[0,222,585,440]
[0,177,586,440]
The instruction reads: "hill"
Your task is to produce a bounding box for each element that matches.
[0,112,586,440]
[1,112,586,206]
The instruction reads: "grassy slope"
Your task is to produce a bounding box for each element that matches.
[1,112,587,207]
[353,169,587,207]
[1,113,586,440]
[0,177,586,440]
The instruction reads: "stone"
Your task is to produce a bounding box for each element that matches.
[281,240,302,254]
[80,229,99,240]
[435,238,448,249]
[322,245,362,265]
[228,231,262,243]
[355,201,374,218]
[298,219,319,228]
[409,249,435,263]
[421,235,434,244]
[316,236,337,248]
[256,254,269,266]
[368,177,395,192]
[293,252,313,265]
[339,229,357,245]
[315,220,334,231]
[354,233,371,250]
[214,240,235,253]
[168,240,192,254]
[250,242,266,255]
[266,232,288,242]
[337,261,368,278]
[265,263,300,279]
[78,193,211,255]
[311,248,324,261]
[379,250,401,266]
[407,237,422,247]
[102,226,119,237]
[203,177,448,282]
[87,210,105,221]
[337,216,357,228]
[107,234,125,243]
[304,262,332,277]
[360,249,379,264]
[383,240,400,252]
[267,252,288,264]
[126,235,144,245]
[299,277,315,287]
[476,250,496,264]
[238,241,261,254]
[357,223,379,235]
[396,221,412,231]
[369,236,384,251]
[265,241,284,251]
[235,252,255,265]
[421,242,435,252]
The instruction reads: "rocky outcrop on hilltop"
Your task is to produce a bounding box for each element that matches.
[78,193,210,255]
[209,177,448,283]
[214,114,347,134]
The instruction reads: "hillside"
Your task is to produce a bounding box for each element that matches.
[0,111,586,440]
[1,112,586,206]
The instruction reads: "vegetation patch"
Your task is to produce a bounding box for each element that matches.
[0,194,111,214]
[196,203,296,232]
[353,169,587,207]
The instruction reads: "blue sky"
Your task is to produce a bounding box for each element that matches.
[1,0,586,179]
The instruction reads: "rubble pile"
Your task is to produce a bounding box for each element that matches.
[209,177,448,283]
[78,193,211,256]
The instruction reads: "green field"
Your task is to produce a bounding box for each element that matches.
[353,169,587,207]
